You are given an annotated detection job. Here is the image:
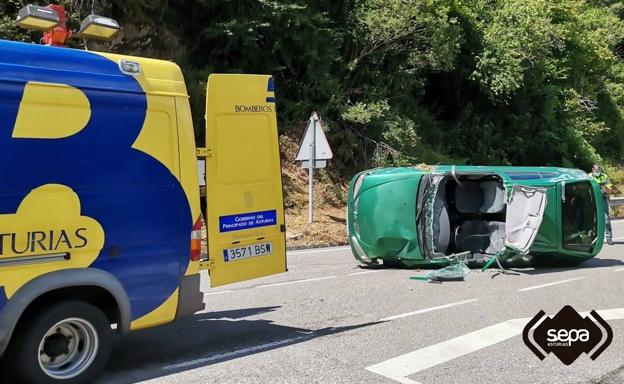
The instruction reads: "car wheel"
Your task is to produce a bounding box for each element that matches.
[8,300,113,384]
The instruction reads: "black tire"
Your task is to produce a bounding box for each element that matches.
[7,300,113,384]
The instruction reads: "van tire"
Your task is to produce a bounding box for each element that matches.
[7,300,113,384]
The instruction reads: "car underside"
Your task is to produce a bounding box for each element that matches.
[419,171,546,265]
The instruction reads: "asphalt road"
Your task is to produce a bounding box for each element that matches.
[99,221,624,384]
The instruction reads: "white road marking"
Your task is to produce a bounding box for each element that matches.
[614,268,624,272]
[348,270,385,276]
[380,299,479,322]
[517,276,586,292]
[288,246,350,255]
[367,308,624,384]
[257,275,336,288]
[367,318,529,384]
[203,269,378,296]
[162,333,314,370]
[196,317,237,322]
[583,308,624,320]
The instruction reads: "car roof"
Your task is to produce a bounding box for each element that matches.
[0,39,187,97]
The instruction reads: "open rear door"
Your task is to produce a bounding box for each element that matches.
[204,74,286,287]
[505,185,547,253]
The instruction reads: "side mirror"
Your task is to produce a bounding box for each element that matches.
[77,15,121,41]
[15,4,60,31]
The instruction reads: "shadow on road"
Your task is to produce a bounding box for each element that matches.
[195,306,281,320]
[577,257,624,268]
[355,254,624,276]
[505,256,624,276]
[99,306,381,383]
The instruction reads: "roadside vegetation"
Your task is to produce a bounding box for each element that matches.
[2,0,624,243]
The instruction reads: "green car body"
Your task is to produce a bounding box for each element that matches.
[347,166,605,268]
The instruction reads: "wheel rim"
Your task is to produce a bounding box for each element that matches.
[38,317,99,380]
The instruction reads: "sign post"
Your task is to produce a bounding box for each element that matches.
[308,116,316,223]
[296,112,333,223]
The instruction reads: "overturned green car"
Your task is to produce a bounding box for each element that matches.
[347,166,605,268]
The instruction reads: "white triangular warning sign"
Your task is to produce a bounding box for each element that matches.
[296,112,333,161]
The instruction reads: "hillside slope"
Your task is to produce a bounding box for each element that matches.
[280,135,348,248]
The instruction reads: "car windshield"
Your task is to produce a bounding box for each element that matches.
[562,181,597,251]
[416,173,442,259]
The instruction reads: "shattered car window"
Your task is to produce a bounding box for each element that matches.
[421,174,447,260]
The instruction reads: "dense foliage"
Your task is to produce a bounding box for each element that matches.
[2,0,624,174]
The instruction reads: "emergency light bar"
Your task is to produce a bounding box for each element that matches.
[77,15,121,41]
[15,4,59,31]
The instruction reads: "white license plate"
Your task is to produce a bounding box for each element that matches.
[223,242,273,262]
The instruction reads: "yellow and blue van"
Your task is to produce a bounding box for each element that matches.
[0,39,286,383]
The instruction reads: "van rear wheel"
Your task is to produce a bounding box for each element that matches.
[9,300,113,384]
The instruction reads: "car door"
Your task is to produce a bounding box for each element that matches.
[203,74,287,287]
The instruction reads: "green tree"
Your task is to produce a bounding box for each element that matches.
[1,0,623,174]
